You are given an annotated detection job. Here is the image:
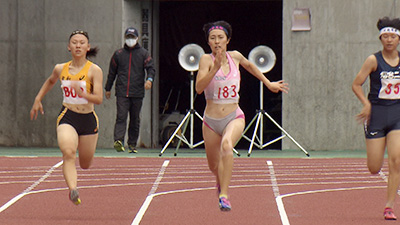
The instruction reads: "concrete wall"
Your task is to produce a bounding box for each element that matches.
[2,0,400,151]
[282,0,399,150]
[0,0,158,148]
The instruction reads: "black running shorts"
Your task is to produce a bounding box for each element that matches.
[57,106,99,136]
[365,103,400,139]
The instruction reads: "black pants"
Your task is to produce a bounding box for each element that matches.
[114,96,143,146]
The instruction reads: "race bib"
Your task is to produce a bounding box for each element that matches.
[61,80,88,104]
[212,79,239,101]
[379,71,400,99]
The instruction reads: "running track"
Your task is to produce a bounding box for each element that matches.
[0,156,395,225]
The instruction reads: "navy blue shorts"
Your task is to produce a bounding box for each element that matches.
[365,104,400,139]
[57,106,99,136]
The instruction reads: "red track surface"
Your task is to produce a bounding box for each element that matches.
[0,156,395,225]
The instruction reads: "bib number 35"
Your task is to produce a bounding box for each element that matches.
[379,79,400,99]
[384,83,400,94]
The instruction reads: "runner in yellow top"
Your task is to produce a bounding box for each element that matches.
[60,60,94,105]
[30,30,103,205]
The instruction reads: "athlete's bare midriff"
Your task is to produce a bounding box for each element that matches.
[204,100,238,118]
[63,102,94,114]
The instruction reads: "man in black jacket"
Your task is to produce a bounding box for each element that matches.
[105,27,155,153]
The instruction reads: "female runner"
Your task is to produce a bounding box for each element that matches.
[352,17,400,220]
[30,30,103,205]
[196,21,289,211]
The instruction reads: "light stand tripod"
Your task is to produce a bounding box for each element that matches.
[241,82,309,157]
[241,45,309,157]
[159,71,204,156]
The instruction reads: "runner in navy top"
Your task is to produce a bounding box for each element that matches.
[352,17,400,220]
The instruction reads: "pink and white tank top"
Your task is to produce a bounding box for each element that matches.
[204,52,241,104]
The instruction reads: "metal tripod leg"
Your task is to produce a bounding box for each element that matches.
[262,111,309,156]
[243,110,309,157]
[172,110,204,156]
[159,110,201,156]
[241,111,262,148]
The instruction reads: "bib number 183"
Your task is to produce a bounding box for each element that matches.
[218,85,237,99]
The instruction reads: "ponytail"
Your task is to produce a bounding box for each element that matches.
[87,46,99,58]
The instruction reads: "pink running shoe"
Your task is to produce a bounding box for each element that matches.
[384,207,397,220]
[219,197,231,211]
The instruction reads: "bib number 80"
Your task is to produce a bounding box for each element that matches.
[63,86,84,98]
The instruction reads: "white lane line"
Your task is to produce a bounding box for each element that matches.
[270,161,389,225]
[131,160,170,225]
[279,185,385,199]
[267,161,280,197]
[0,160,63,213]
[267,161,290,225]
[379,170,400,195]
[267,160,290,225]
[379,170,388,182]
[273,185,386,225]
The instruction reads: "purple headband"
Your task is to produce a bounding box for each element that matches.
[208,25,229,37]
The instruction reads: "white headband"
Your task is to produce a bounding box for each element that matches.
[380,27,400,36]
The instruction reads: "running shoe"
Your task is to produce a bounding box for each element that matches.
[219,197,231,211]
[69,189,81,205]
[114,140,125,152]
[384,207,397,220]
[128,145,138,153]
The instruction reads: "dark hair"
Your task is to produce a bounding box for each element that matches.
[86,47,99,58]
[69,30,99,58]
[377,17,400,30]
[203,21,232,41]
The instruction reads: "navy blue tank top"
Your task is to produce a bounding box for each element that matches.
[368,51,400,105]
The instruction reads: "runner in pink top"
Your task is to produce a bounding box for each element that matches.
[196,21,289,211]
[204,52,240,104]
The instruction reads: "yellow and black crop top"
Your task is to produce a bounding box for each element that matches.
[60,60,93,104]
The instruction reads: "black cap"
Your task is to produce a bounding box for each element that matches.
[125,27,139,38]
